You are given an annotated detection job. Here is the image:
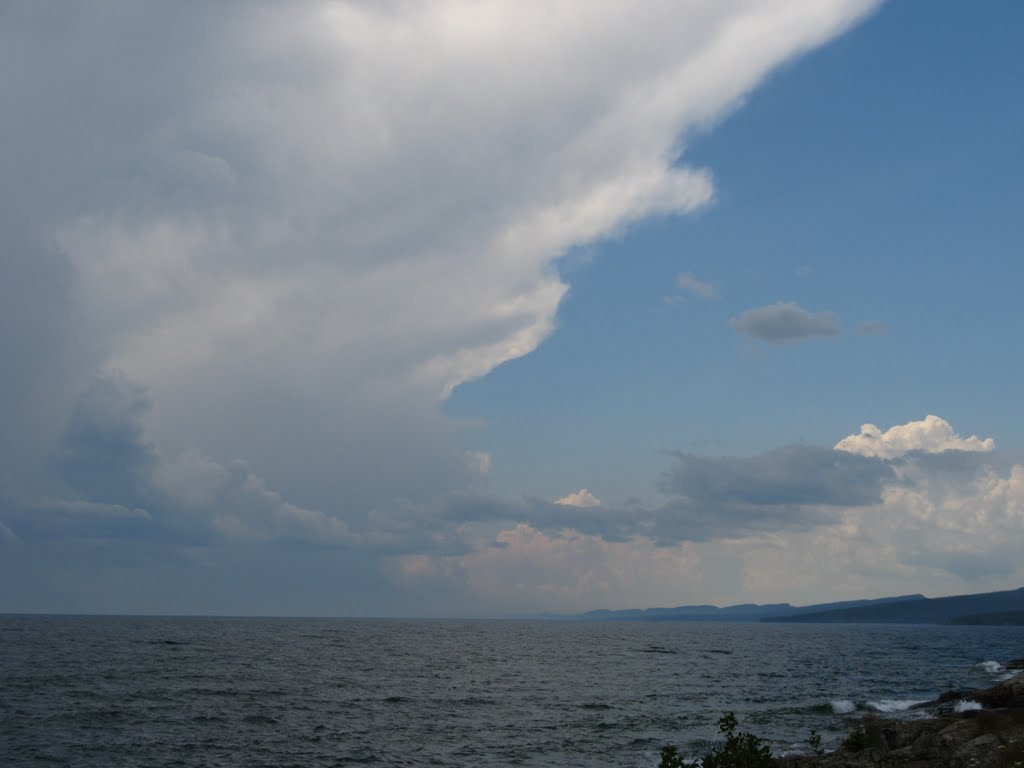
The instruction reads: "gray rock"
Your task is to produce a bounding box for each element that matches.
[772,669,1024,768]
[951,733,1004,768]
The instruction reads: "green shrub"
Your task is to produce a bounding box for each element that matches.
[660,713,772,768]
[841,726,868,752]
[658,744,687,768]
[701,713,773,768]
[806,728,824,756]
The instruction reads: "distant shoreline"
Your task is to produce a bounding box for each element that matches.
[567,586,1024,626]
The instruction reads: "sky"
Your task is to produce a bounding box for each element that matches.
[2,0,1022,617]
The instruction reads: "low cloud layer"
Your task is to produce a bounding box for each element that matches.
[398,416,1024,611]
[731,302,841,343]
[4,366,1022,611]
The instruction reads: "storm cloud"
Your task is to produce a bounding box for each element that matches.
[7,0,959,615]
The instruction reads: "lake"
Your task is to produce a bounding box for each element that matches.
[2,616,1021,766]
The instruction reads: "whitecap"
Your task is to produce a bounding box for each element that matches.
[979,660,1004,675]
[866,699,927,713]
[831,699,856,714]
[954,700,982,713]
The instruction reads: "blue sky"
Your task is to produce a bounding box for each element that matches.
[448,0,1024,506]
[2,0,1022,616]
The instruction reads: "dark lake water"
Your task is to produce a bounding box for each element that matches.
[2,616,1021,767]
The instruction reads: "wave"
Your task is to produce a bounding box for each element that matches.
[138,639,189,645]
[866,699,927,713]
[978,660,1018,680]
[954,700,982,713]
[827,657,1016,718]
[242,714,278,725]
[830,700,856,714]
[979,660,1004,674]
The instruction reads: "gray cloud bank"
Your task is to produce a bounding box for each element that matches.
[3,367,1021,612]
[441,439,999,549]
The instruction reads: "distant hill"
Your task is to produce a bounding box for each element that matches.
[561,587,1024,624]
[572,593,925,623]
[948,611,1024,626]
[763,586,1024,625]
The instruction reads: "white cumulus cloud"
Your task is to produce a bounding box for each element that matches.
[556,489,602,508]
[835,415,995,459]
[465,451,493,477]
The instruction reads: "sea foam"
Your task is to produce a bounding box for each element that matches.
[978,660,1017,680]
[830,700,857,714]
[954,700,982,713]
[866,699,927,713]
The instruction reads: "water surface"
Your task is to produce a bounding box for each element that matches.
[2,616,1021,766]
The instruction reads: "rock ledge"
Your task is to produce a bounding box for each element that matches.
[777,672,1024,768]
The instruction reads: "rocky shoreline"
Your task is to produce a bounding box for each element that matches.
[779,660,1024,768]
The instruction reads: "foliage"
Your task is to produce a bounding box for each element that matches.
[841,726,868,752]
[700,713,773,768]
[658,744,687,768]
[660,713,772,768]
[806,728,824,756]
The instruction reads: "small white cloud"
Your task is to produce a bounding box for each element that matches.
[556,488,602,508]
[0,520,19,543]
[465,451,492,476]
[731,301,839,343]
[835,415,995,459]
[677,272,718,299]
[857,321,887,335]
